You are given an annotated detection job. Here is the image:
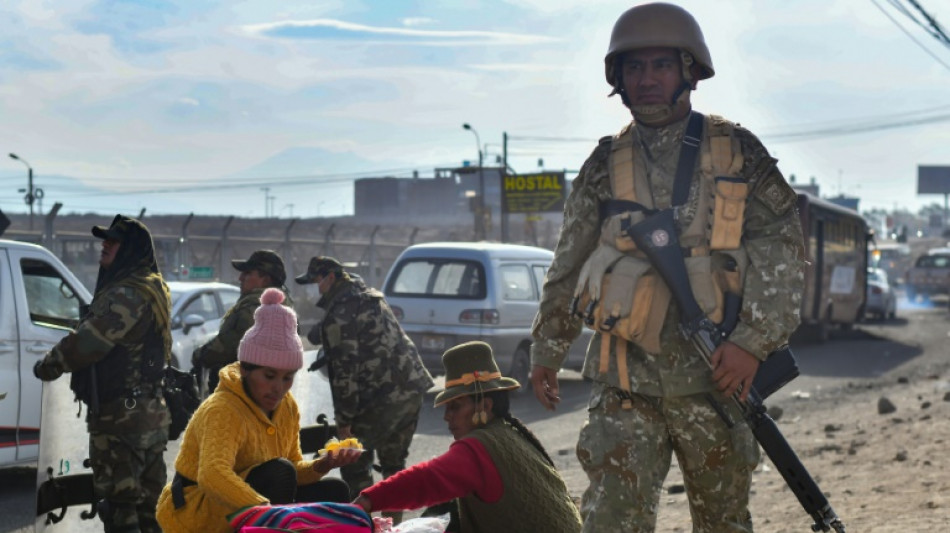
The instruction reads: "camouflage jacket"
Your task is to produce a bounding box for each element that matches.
[39,270,171,430]
[197,286,293,367]
[317,277,434,426]
[531,114,805,397]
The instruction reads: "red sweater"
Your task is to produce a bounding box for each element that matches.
[360,438,503,511]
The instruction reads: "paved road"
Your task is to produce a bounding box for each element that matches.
[2,299,946,532]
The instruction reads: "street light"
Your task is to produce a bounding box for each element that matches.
[462,123,485,240]
[9,153,35,230]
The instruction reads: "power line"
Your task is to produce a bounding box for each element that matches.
[904,0,950,46]
[2,164,458,198]
[873,0,950,72]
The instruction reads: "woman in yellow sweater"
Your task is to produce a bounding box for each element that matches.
[156,288,360,533]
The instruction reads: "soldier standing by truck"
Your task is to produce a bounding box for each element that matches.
[529,3,805,531]
[33,215,172,533]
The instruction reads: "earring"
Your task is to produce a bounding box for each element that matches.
[479,411,488,424]
[471,411,481,425]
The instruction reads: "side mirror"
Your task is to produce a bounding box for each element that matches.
[182,314,205,335]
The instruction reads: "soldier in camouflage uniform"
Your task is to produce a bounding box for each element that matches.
[34,215,172,533]
[295,257,434,509]
[530,4,805,532]
[192,249,292,392]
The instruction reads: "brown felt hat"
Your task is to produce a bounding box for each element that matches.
[433,341,520,407]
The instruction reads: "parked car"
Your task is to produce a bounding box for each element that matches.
[865,267,897,320]
[382,242,592,387]
[0,239,92,466]
[167,281,240,371]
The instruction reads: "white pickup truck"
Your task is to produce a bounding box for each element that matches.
[0,239,91,467]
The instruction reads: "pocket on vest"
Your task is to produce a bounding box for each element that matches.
[710,177,749,250]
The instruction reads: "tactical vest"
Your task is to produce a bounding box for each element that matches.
[572,113,752,388]
[70,315,167,406]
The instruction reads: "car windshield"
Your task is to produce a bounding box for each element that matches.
[867,270,884,283]
[387,258,486,299]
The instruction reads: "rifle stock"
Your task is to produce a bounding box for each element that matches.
[628,209,845,533]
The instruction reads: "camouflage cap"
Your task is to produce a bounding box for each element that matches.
[231,249,287,285]
[91,215,149,242]
[295,256,344,285]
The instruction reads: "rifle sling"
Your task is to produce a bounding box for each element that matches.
[673,111,704,207]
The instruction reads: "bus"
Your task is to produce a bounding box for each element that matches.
[796,192,871,341]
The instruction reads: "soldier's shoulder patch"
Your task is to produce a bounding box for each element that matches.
[754,173,797,216]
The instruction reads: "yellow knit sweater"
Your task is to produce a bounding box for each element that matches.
[156,363,324,533]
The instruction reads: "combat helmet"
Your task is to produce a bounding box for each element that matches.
[604,3,713,124]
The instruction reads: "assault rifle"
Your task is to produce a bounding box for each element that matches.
[627,209,846,533]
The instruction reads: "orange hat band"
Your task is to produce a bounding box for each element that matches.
[444,371,502,388]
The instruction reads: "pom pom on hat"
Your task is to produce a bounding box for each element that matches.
[238,288,303,370]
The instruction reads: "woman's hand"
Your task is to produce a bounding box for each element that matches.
[313,447,362,475]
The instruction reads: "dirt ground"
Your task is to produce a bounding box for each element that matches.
[639,369,950,532]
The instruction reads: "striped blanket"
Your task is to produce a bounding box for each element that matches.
[229,502,374,532]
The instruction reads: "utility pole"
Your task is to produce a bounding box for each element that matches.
[463,123,485,240]
[502,132,510,242]
[9,153,37,230]
[260,187,272,217]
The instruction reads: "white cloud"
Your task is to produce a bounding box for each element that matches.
[402,17,436,27]
[238,18,560,45]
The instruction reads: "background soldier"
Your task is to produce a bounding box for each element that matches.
[191,249,292,392]
[295,256,434,521]
[34,215,172,533]
[530,3,805,532]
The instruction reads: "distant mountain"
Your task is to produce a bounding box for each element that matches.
[226,146,401,180]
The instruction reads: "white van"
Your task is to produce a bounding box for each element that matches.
[0,239,92,467]
[382,242,591,386]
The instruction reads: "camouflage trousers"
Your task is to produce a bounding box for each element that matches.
[576,382,760,532]
[88,429,168,533]
[341,392,424,499]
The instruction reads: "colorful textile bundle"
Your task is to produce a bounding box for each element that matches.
[229,502,373,532]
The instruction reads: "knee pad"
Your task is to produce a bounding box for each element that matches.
[246,458,298,504]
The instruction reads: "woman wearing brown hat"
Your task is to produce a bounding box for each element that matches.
[353,341,582,532]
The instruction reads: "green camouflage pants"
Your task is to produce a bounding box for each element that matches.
[89,429,168,533]
[341,393,424,498]
[576,382,760,532]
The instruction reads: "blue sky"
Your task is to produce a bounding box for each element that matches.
[0,0,948,219]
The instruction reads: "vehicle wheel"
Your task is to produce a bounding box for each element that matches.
[509,346,532,392]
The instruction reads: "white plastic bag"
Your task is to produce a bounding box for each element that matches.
[374,513,450,533]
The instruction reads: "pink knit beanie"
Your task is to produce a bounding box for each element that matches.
[237,288,303,370]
